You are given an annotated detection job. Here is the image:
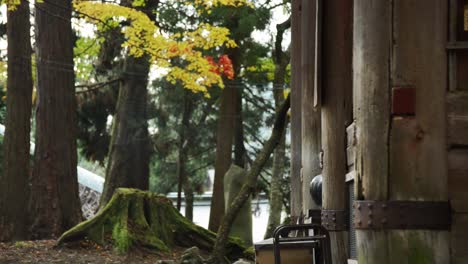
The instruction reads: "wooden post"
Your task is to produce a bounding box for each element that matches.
[354,0,450,262]
[290,0,303,223]
[353,0,391,261]
[321,0,352,262]
[301,0,320,215]
[389,1,449,262]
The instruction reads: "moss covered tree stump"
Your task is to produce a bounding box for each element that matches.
[58,188,249,261]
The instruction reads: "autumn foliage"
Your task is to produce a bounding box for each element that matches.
[206,55,235,80]
[73,0,249,95]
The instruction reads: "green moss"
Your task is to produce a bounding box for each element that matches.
[407,233,434,264]
[357,231,436,264]
[112,222,131,253]
[58,188,247,261]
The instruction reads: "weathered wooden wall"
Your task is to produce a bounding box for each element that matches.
[448,1,468,262]
[354,0,450,263]
[390,2,449,263]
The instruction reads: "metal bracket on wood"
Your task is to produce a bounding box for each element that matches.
[353,200,450,230]
[321,209,348,231]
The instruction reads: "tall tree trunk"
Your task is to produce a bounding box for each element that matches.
[321,0,352,262]
[29,0,82,239]
[290,0,303,222]
[208,45,241,231]
[0,0,33,241]
[183,183,194,222]
[177,90,194,221]
[233,87,246,168]
[100,0,158,207]
[301,0,321,214]
[208,84,236,232]
[264,17,291,239]
[100,55,151,207]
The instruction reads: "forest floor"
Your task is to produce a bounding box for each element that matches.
[0,240,199,264]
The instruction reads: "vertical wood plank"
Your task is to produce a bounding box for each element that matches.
[451,214,468,263]
[449,149,468,213]
[389,1,449,263]
[301,0,320,213]
[290,0,303,221]
[321,0,352,262]
[447,92,468,146]
[353,0,391,262]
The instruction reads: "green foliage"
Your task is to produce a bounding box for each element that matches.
[149,79,218,194]
[74,36,102,82]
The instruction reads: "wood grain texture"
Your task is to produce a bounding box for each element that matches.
[392,0,448,200]
[449,149,468,213]
[451,214,468,263]
[321,0,353,261]
[290,0,303,220]
[388,1,449,263]
[301,0,320,213]
[353,0,391,262]
[448,92,468,146]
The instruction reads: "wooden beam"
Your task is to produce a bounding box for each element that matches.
[321,0,352,262]
[301,0,320,213]
[290,0,303,222]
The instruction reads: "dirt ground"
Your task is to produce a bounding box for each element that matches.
[0,240,194,264]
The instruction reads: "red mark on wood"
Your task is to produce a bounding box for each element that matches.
[392,87,415,115]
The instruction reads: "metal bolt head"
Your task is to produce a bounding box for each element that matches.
[368,212,373,218]
[381,218,387,224]
[332,217,336,222]
[368,220,373,226]
[357,204,361,210]
[368,204,373,209]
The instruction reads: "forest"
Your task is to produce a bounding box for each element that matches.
[0,0,292,263]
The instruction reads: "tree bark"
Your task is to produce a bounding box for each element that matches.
[100,55,152,207]
[100,0,159,207]
[208,84,236,232]
[0,0,33,241]
[290,0,303,222]
[178,90,194,221]
[321,0,352,262]
[233,86,247,168]
[209,95,290,264]
[29,0,82,239]
[301,0,321,214]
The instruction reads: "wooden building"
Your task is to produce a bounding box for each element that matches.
[290,0,468,263]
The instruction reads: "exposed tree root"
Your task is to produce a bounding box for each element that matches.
[58,188,251,261]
